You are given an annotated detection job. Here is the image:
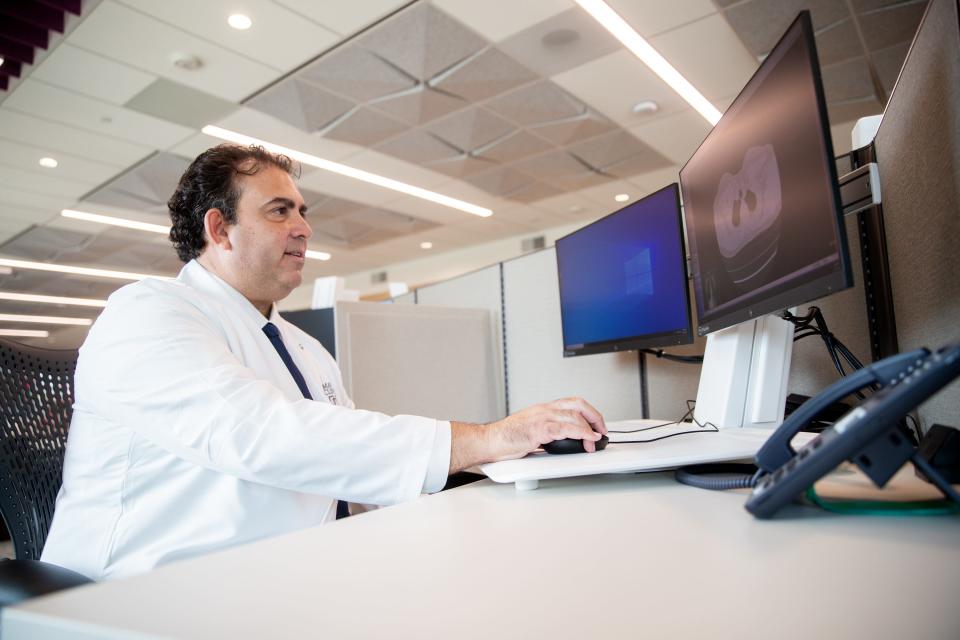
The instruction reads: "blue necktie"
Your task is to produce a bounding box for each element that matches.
[262,322,349,520]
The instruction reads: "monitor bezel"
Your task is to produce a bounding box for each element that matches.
[679,11,853,337]
[555,183,694,358]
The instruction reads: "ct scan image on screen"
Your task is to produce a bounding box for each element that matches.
[680,13,849,333]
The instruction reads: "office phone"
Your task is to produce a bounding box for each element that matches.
[745,344,960,518]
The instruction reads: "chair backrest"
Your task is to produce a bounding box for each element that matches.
[0,338,79,560]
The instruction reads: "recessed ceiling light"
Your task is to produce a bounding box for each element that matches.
[615,193,630,202]
[0,257,168,281]
[62,209,170,234]
[171,53,203,71]
[228,14,252,30]
[0,329,49,338]
[202,125,494,218]
[38,157,58,168]
[420,242,433,250]
[632,100,660,115]
[0,291,108,308]
[575,0,722,125]
[0,313,92,326]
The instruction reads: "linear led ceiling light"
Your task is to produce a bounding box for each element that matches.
[60,209,332,261]
[202,125,493,218]
[0,257,167,281]
[0,329,50,338]
[0,313,92,326]
[575,0,723,125]
[0,291,108,308]
[62,209,170,234]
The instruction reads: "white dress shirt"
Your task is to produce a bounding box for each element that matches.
[41,260,451,580]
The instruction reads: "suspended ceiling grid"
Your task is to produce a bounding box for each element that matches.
[0,0,929,347]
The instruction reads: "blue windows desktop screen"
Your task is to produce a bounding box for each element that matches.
[556,184,692,356]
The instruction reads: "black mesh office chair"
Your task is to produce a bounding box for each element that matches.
[0,338,92,608]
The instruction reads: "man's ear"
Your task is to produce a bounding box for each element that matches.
[203,208,232,252]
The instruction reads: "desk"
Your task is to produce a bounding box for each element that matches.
[3,471,959,639]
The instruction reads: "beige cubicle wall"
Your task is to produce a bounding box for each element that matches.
[415,265,506,419]
[501,248,644,422]
[334,301,501,424]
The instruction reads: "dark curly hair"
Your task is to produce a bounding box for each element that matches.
[168,144,297,262]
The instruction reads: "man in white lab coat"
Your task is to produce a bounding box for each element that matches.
[41,144,606,580]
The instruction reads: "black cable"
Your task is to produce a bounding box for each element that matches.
[607,401,718,444]
[640,348,704,364]
[675,464,761,490]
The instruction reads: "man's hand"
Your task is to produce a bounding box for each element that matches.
[449,397,607,473]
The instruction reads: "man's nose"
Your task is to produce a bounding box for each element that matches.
[293,212,312,240]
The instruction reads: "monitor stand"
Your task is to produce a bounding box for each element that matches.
[693,313,795,430]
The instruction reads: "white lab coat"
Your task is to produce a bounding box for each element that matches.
[41,260,450,580]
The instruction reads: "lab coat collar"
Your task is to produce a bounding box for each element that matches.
[178,260,280,331]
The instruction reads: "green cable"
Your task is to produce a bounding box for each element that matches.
[805,486,960,516]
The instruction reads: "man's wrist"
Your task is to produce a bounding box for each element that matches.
[449,420,493,473]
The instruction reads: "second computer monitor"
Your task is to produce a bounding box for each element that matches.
[556,183,693,357]
[679,11,852,336]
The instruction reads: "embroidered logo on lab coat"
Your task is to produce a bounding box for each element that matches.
[322,382,338,405]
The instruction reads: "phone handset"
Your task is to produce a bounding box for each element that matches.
[755,348,930,473]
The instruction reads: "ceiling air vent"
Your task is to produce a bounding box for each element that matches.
[521,236,546,252]
[370,271,388,284]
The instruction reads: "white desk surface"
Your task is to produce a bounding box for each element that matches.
[4,471,960,639]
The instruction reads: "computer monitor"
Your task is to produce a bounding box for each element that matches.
[555,183,692,357]
[679,11,852,337]
[678,11,853,429]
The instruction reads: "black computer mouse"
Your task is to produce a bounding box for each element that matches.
[542,434,609,455]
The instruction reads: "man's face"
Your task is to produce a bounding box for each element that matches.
[218,165,312,309]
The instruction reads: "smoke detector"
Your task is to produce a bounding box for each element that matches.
[632,100,660,115]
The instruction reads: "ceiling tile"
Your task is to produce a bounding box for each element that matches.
[0,108,152,168]
[375,130,461,164]
[649,13,758,101]
[722,0,851,57]
[299,46,418,102]
[506,181,565,203]
[474,130,553,164]
[813,19,864,66]
[69,1,278,102]
[247,79,355,132]
[486,80,585,125]
[426,107,515,151]
[821,57,875,103]
[528,110,616,145]
[272,0,411,37]
[626,165,682,194]
[431,0,573,43]
[568,130,671,174]
[0,164,95,200]
[369,85,468,125]
[84,152,191,214]
[333,148,451,188]
[606,0,717,37]
[628,108,712,165]
[871,40,911,97]
[3,80,194,149]
[213,106,363,161]
[118,0,340,73]
[463,166,537,197]
[320,107,408,146]
[551,50,689,128]
[497,7,620,77]
[425,154,497,178]
[126,79,238,129]
[356,3,486,81]
[0,139,122,186]
[429,47,537,102]
[0,185,76,214]
[29,43,156,105]
[857,1,927,50]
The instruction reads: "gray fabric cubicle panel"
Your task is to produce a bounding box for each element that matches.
[335,301,500,424]
[787,214,873,399]
[873,0,960,430]
[644,281,706,420]
[415,265,506,419]
[502,248,643,421]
